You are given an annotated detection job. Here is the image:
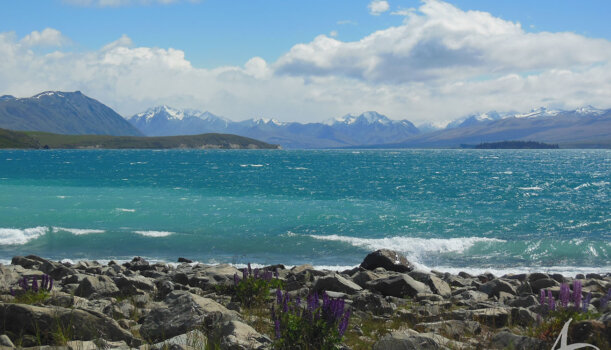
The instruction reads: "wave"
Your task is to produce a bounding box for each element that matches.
[134,230,174,237]
[52,227,105,235]
[308,234,505,254]
[0,226,48,245]
[116,208,136,212]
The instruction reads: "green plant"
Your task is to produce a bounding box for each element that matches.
[11,275,53,305]
[528,308,600,343]
[271,290,350,350]
[233,264,283,307]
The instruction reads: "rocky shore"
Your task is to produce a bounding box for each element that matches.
[0,250,609,349]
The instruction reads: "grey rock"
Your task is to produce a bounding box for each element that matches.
[507,295,539,308]
[313,273,362,294]
[457,290,489,302]
[361,249,414,273]
[75,275,120,298]
[0,335,14,348]
[368,275,430,298]
[351,291,396,316]
[511,307,538,327]
[352,270,380,288]
[479,279,516,297]
[123,257,153,271]
[471,307,510,328]
[490,331,547,350]
[114,274,156,294]
[414,320,480,340]
[373,331,448,350]
[215,320,271,350]
[149,330,207,350]
[409,272,451,298]
[0,303,138,346]
[140,290,236,342]
[530,278,559,292]
[516,281,533,296]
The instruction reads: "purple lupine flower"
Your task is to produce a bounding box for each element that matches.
[32,277,39,293]
[296,296,301,308]
[271,304,276,321]
[247,263,252,276]
[338,309,351,337]
[582,292,592,313]
[233,273,240,287]
[573,280,582,310]
[559,283,570,308]
[274,269,279,279]
[242,268,248,280]
[274,319,281,339]
[547,290,555,311]
[540,289,546,305]
[276,288,282,304]
[254,268,259,279]
[19,277,28,291]
[282,294,289,313]
[10,287,14,296]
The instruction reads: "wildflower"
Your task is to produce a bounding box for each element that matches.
[338,309,351,337]
[242,268,248,280]
[559,283,570,308]
[276,288,282,304]
[582,292,592,313]
[547,290,556,311]
[600,288,611,309]
[32,277,39,293]
[572,280,582,311]
[233,273,240,287]
[540,289,546,305]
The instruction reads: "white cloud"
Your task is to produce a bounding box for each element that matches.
[1,0,611,125]
[368,0,390,16]
[62,0,198,7]
[20,28,69,47]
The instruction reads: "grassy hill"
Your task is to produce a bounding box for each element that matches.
[0,128,280,149]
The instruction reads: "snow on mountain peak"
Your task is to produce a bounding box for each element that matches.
[574,105,605,115]
[514,107,560,119]
[326,111,392,126]
[33,91,65,99]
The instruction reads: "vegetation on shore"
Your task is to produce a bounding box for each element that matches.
[474,140,560,149]
[0,127,280,149]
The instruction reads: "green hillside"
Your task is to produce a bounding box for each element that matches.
[0,128,280,149]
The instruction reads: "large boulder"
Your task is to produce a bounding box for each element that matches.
[215,320,271,350]
[313,273,362,294]
[373,331,448,350]
[140,290,236,342]
[75,275,120,298]
[367,275,430,298]
[414,320,480,340]
[479,279,517,298]
[360,250,414,273]
[409,272,452,298]
[0,303,138,346]
[11,255,74,280]
[490,331,547,350]
[114,274,156,295]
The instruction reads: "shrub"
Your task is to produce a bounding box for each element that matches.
[271,289,350,350]
[10,274,53,304]
[232,263,282,307]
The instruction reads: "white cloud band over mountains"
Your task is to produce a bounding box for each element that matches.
[2,0,611,124]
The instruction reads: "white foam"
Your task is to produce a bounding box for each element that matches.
[134,230,174,237]
[430,265,611,277]
[518,186,542,191]
[240,164,264,167]
[52,227,105,235]
[116,208,136,212]
[308,234,504,255]
[0,226,48,245]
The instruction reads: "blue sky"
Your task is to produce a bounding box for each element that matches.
[1,0,611,123]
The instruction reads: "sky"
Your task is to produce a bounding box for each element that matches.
[1,0,611,125]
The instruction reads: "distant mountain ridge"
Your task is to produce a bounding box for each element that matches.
[0,91,142,136]
[128,107,420,149]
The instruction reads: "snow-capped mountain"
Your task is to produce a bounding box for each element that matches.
[127,106,231,136]
[128,108,420,148]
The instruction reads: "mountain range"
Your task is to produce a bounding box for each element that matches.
[0,91,609,148]
[127,107,420,149]
[0,91,141,136]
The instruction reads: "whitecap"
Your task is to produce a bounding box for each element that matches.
[574,183,590,190]
[116,208,136,212]
[134,230,174,237]
[52,227,105,235]
[518,186,542,191]
[0,226,48,245]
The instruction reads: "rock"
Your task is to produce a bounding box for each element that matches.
[372,331,448,350]
[11,255,74,280]
[352,270,380,288]
[506,295,539,308]
[313,273,363,294]
[569,320,610,348]
[414,320,480,340]
[123,257,153,271]
[516,281,533,296]
[409,272,451,298]
[140,290,236,342]
[75,275,120,298]
[530,278,559,293]
[66,340,131,349]
[114,274,156,294]
[200,264,242,286]
[490,331,547,350]
[510,307,538,327]
[215,320,271,350]
[291,264,315,274]
[177,257,193,263]
[368,275,430,298]
[361,249,414,273]
[0,335,14,348]
[457,290,488,302]
[351,291,396,316]
[471,308,510,328]
[0,303,138,346]
[527,272,549,282]
[479,279,516,298]
[149,330,207,350]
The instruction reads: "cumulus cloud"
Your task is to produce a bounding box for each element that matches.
[368,0,390,15]
[20,28,69,47]
[62,0,198,7]
[1,0,611,125]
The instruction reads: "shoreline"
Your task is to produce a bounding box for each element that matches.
[1,250,609,349]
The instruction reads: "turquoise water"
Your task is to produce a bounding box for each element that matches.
[0,149,609,275]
